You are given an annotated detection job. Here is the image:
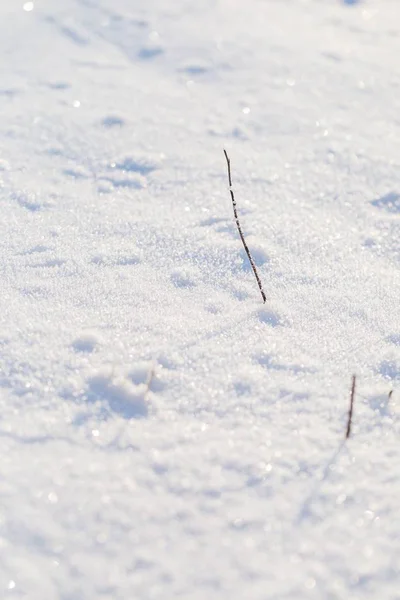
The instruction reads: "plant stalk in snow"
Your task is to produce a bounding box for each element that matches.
[223,149,266,303]
[345,375,356,439]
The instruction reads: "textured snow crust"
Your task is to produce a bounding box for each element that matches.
[1,0,400,598]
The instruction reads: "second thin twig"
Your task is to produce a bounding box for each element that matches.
[345,375,357,439]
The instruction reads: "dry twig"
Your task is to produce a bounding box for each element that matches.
[223,149,266,303]
[345,375,357,439]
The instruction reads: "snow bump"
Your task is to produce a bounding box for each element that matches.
[86,368,149,419]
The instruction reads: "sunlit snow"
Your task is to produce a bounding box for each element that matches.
[1,0,399,598]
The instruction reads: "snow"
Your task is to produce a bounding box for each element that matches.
[1,0,400,597]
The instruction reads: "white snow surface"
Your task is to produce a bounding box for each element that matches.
[1,0,400,598]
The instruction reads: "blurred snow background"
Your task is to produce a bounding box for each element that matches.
[1,0,400,598]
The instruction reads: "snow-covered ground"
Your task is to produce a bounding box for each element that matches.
[1,0,400,597]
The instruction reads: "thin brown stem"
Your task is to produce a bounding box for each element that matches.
[345,375,356,439]
[223,149,266,303]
